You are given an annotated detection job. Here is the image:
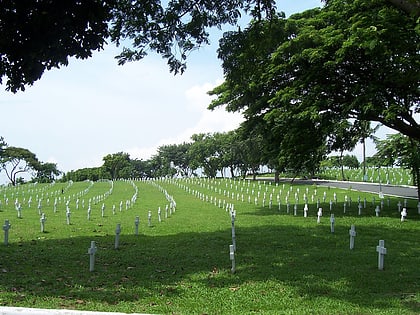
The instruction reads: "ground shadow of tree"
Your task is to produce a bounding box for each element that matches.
[0,221,419,313]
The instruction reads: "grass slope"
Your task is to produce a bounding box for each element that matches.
[0,179,418,314]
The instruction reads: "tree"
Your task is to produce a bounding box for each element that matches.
[102,152,132,180]
[188,133,223,178]
[0,0,111,92]
[1,0,277,92]
[374,134,420,199]
[34,162,61,183]
[210,0,419,178]
[63,167,106,182]
[0,146,40,185]
[342,155,359,169]
[2,0,418,92]
[156,143,192,177]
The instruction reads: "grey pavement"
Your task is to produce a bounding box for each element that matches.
[269,178,418,199]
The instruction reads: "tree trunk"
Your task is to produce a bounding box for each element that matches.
[274,170,280,183]
[386,0,420,17]
[340,151,345,181]
[362,138,367,181]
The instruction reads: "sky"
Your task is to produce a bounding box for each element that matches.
[0,0,394,183]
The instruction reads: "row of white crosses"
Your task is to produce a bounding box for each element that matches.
[159,178,238,273]
[165,177,419,220]
[164,177,397,273]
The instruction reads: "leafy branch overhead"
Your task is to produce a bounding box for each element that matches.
[0,0,276,92]
[0,0,417,92]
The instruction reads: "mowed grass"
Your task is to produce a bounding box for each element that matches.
[0,178,419,314]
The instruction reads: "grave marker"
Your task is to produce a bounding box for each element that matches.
[229,244,236,274]
[40,213,46,232]
[148,210,152,227]
[401,208,407,222]
[88,241,97,272]
[135,216,140,235]
[16,203,22,218]
[3,219,11,245]
[376,240,387,270]
[115,223,121,249]
[66,208,71,225]
[317,208,322,223]
[349,225,356,250]
[330,214,335,233]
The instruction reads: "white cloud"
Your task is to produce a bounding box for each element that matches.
[126,80,244,161]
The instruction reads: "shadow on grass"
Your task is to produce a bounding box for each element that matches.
[0,222,419,313]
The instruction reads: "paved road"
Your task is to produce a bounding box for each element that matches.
[272,178,419,199]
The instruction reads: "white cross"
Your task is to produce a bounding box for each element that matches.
[349,225,356,250]
[88,241,97,272]
[115,224,121,249]
[376,240,387,270]
[3,220,11,245]
[229,244,236,274]
[134,216,140,235]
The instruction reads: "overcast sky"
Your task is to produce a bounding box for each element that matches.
[1,0,391,183]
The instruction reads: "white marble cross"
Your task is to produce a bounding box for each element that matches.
[148,210,152,227]
[375,206,380,217]
[376,240,387,270]
[229,244,236,274]
[3,219,11,245]
[16,203,22,218]
[330,214,335,233]
[88,241,97,272]
[303,204,308,218]
[115,223,121,249]
[349,225,356,250]
[317,208,322,223]
[158,207,162,222]
[66,208,71,225]
[40,213,46,232]
[401,208,407,222]
[358,203,362,216]
[134,216,140,235]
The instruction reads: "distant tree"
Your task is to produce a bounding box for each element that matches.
[342,155,359,169]
[189,133,223,178]
[102,152,132,180]
[156,143,192,177]
[34,162,61,183]
[131,159,153,179]
[0,146,40,185]
[374,134,420,199]
[63,167,106,182]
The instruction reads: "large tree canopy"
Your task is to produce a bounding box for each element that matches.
[209,0,420,148]
[1,0,418,93]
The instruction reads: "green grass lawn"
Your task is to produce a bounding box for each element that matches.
[0,179,419,314]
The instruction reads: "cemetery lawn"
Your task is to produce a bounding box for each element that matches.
[0,179,419,314]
